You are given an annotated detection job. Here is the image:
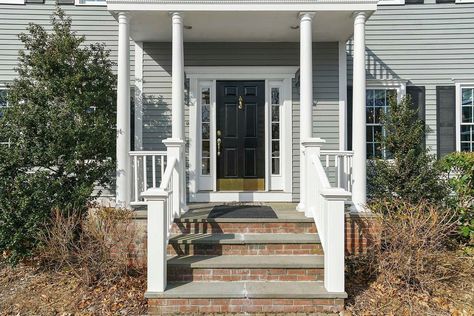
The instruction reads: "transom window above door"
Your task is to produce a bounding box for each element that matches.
[461,87,474,152]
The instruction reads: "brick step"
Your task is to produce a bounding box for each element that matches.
[146,281,346,314]
[171,219,316,234]
[167,233,323,256]
[167,255,324,282]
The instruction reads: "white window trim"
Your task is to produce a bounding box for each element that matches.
[0,0,24,4]
[186,66,296,202]
[456,0,474,3]
[74,0,106,6]
[0,86,11,147]
[455,82,474,152]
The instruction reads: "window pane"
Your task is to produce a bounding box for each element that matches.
[374,107,383,124]
[271,88,280,105]
[374,90,386,107]
[375,143,383,158]
[272,105,279,122]
[0,90,7,108]
[461,142,471,152]
[202,158,210,175]
[272,141,280,157]
[202,140,210,157]
[462,106,473,123]
[202,123,210,139]
[367,126,374,142]
[272,123,280,140]
[272,158,280,175]
[373,126,383,139]
[366,107,375,124]
[460,126,471,142]
[366,89,374,106]
[202,104,210,122]
[462,88,473,106]
[367,144,375,159]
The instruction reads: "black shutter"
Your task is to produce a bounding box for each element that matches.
[347,86,353,151]
[57,0,75,4]
[406,86,426,148]
[436,86,456,158]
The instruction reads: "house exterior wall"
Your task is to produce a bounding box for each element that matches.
[0,0,134,84]
[141,42,340,201]
[348,2,474,155]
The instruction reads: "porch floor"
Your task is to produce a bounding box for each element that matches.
[181,202,310,221]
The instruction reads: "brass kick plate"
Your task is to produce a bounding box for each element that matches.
[217,178,265,191]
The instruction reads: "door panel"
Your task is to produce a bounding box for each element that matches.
[216,81,265,191]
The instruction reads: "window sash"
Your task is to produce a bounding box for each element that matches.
[460,87,474,152]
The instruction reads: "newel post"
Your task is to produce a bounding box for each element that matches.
[321,189,351,293]
[301,138,326,217]
[142,188,169,293]
[163,138,186,217]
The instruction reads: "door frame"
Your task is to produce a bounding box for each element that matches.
[187,66,297,202]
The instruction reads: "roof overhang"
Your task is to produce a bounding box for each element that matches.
[107,0,378,42]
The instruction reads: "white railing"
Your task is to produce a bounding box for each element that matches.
[320,150,353,192]
[141,139,185,294]
[129,151,167,205]
[302,139,351,294]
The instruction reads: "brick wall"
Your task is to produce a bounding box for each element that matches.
[345,212,381,255]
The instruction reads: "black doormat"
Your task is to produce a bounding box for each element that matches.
[207,205,278,219]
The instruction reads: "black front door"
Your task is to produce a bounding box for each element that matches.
[216,81,265,191]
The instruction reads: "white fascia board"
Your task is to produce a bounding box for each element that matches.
[0,0,24,4]
[107,2,378,12]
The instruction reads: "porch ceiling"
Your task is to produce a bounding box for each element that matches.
[114,11,372,42]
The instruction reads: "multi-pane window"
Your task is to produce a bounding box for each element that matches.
[0,89,8,117]
[271,87,281,175]
[461,87,474,152]
[366,89,396,159]
[201,87,211,175]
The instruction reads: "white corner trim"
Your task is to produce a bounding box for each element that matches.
[338,41,347,151]
[134,41,144,150]
[455,82,474,152]
[0,0,24,4]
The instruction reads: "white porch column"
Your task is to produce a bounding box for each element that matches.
[352,12,367,210]
[297,12,315,214]
[116,12,131,208]
[171,12,184,140]
[170,12,187,213]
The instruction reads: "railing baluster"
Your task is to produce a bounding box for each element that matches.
[152,155,156,188]
[161,156,165,180]
[134,156,139,202]
[143,155,147,191]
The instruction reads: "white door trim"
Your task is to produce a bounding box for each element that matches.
[187,66,297,202]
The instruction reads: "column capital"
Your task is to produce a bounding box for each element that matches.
[298,12,315,22]
[170,12,183,21]
[352,11,367,24]
[117,12,130,23]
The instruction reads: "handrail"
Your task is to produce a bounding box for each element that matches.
[129,150,167,156]
[159,157,177,190]
[302,139,350,294]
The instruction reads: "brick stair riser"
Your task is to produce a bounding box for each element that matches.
[167,267,324,282]
[167,243,323,256]
[148,298,344,315]
[171,221,317,234]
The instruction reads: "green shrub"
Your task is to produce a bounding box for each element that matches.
[0,8,116,264]
[439,152,474,242]
[368,95,448,204]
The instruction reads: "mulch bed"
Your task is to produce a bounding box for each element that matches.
[0,262,147,316]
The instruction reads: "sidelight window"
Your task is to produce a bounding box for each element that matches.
[201,87,211,175]
[271,87,281,175]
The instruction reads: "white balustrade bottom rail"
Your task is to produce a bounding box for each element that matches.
[302,139,351,294]
[130,151,167,205]
[320,150,353,192]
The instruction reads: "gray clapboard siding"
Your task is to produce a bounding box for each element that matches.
[142,42,340,201]
[0,0,134,83]
[348,3,474,155]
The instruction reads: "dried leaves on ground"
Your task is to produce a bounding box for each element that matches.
[0,262,147,316]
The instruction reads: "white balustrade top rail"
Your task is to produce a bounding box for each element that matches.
[130,151,167,205]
